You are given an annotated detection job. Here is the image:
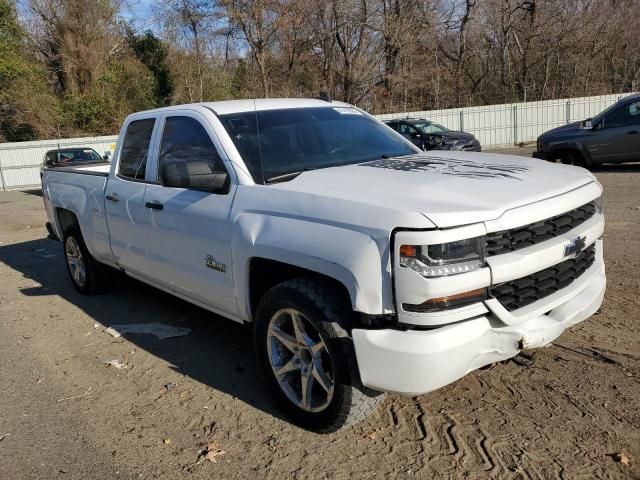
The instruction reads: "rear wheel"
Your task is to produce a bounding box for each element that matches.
[63,225,107,294]
[254,278,385,432]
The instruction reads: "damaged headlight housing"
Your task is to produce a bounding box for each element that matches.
[399,237,485,277]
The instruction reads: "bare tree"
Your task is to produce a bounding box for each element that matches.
[27,0,121,95]
[221,0,281,97]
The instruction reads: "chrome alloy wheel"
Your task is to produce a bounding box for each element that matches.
[266,308,335,412]
[65,236,86,287]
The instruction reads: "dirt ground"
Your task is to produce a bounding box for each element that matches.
[0,148,638,479]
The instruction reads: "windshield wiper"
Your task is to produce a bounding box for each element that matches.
[264,154,405,184]
[264,162,347,184]
[265,168,314,184]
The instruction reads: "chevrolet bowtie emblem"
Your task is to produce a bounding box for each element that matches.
[563,236,586,258]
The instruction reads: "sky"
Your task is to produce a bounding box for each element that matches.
[121,0,160,33]
[16,0,161,33]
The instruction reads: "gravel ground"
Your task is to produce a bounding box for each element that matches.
[0,150,638,479]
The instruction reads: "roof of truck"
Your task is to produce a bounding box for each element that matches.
[133,98,354,117]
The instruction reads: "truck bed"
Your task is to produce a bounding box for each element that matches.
[43,162,111,176]
[42,163,112,260]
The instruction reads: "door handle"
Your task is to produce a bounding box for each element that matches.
[145,201,164,211]
[627,130,639,135]
[105,193,119,202]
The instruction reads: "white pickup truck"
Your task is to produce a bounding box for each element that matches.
[42,99,606,432]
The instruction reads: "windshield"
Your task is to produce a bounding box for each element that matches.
[219,107,416,183]
[412,121,449,134]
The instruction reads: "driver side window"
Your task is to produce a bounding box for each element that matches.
[604,102,640,128]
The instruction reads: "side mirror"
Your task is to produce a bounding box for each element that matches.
[411,132,422,139]
[103,151,111,160]
[160,160,229,193]
[582,118,593,130]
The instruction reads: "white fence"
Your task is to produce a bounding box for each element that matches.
[0,91,636,190]
[375,92,636,148]
[0,135,117,190]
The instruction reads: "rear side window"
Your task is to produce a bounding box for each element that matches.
[158,116,227,183]
[118,119,155,180]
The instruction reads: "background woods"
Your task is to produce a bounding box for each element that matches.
[1,0,639,141]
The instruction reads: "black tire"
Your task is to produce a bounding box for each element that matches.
[254,278,386,433]
[62,224,106,294]
[557,150,589,169]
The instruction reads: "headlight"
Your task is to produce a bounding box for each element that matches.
[399,237,485,277]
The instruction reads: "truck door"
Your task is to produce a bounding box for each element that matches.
[104,117,157,278]
[587,100,640,163]
[143,112,238,316]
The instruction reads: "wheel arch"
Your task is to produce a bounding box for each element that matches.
[247,258,353,320]
[55,207,79,236]
[54,208,96,258]
[548,143,592,167]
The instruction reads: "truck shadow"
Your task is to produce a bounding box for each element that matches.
[0,236,288,422]
[20,188,43,197]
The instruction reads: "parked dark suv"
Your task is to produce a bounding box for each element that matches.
[384,118,481,152]
[533,93,640,167]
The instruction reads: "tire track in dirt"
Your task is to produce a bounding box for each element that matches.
[376,397,517,478]
[371,348,638,480]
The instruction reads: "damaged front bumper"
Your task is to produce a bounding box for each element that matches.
[352,259,605,396]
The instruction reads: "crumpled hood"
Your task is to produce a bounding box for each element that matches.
[271,152,596,228]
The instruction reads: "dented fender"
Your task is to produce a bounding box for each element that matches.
[231,212,389,320]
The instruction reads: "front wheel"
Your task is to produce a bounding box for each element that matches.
[556,150,590,169]
[254,278,385,432]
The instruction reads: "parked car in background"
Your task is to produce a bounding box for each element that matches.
[42,99,604,432]
[40,148,110,184]
[384,117,481,152]
[533,93,640,168]
[44,148,109,168]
